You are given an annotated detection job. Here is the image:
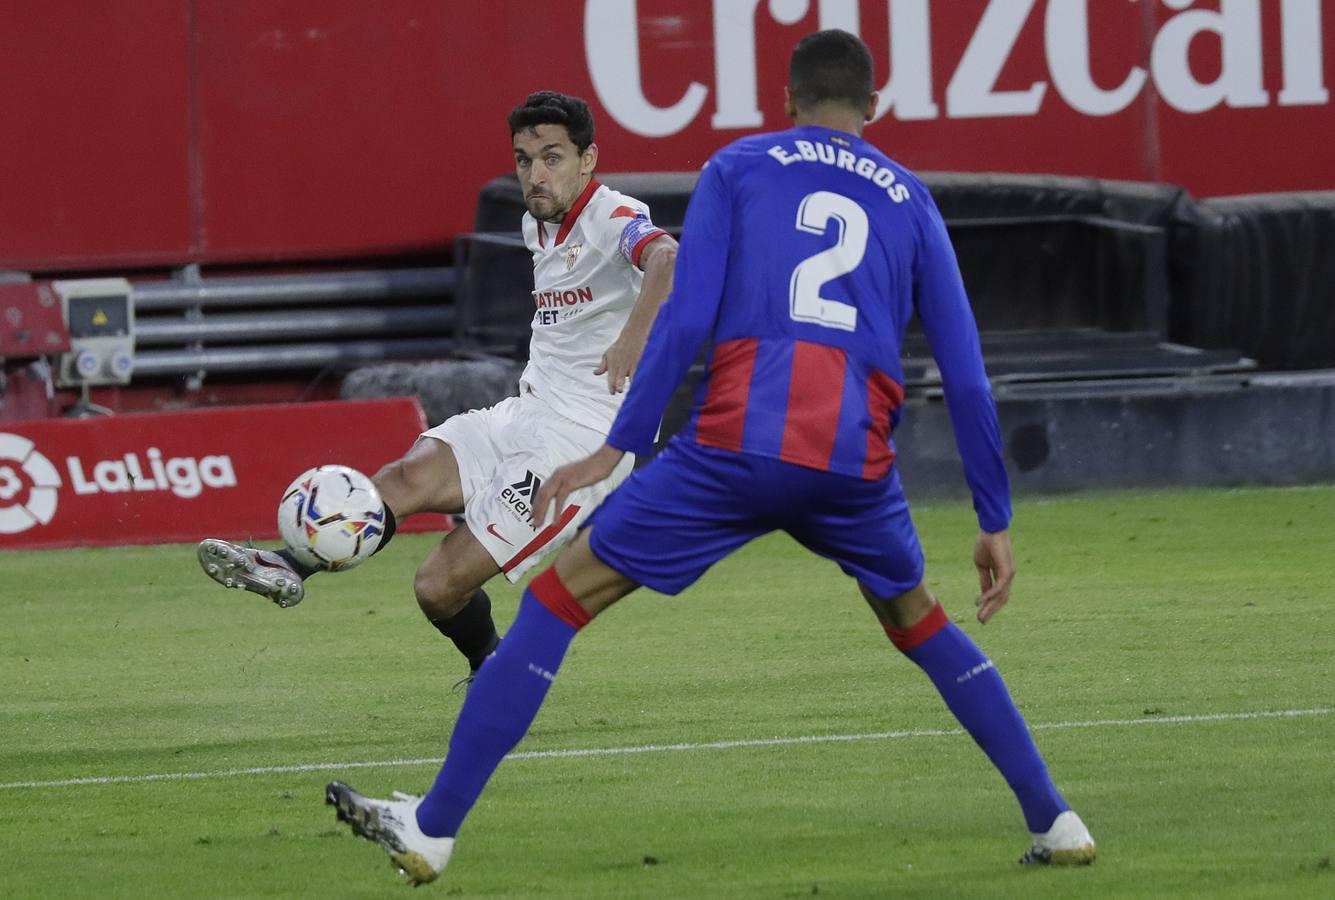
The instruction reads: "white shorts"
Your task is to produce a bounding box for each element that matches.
[421,393,634,582]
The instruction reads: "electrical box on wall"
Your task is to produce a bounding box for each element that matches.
[52,278,136,387]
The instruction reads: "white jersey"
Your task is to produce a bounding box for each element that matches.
[520,179,668,433]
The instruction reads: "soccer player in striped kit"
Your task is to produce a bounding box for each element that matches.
[325,31,1095,885]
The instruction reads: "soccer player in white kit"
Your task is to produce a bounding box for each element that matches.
[198,92,678,684]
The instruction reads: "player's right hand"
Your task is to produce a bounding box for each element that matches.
[530,444,625,529]
[595,335,644,395]
[973,529,1015,624]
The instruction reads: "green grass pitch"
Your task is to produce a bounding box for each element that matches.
[2,485,1333,898]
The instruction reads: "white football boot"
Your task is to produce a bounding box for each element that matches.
[326,781,455,886]
[1019,810,1097,865]
[197,539,306,608]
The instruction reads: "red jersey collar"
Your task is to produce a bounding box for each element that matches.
[555,177,601,245]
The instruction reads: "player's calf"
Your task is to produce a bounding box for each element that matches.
[422,588,500,684]
[875,592,1089,861]
[415,575,499,680]
[412,527,507,678]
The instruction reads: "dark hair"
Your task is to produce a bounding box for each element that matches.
[508,91,596,153]
[788,29,874,112]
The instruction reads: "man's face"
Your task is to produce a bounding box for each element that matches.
[513,123,596,222]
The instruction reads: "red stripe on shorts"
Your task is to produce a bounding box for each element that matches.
[501,504,582,575]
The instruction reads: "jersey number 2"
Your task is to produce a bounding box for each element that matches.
[788,191,868,332]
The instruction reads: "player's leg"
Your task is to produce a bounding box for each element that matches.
[196,436,464,603]
[199,405,501,653]
[791,468,1092,863]
[411,532,636,838]
[415,396,633,684]
[329,441,764,878]
[373,435,467,514]
[325,535,636,884]
[412,522,507,681]
[861,580,1094,864]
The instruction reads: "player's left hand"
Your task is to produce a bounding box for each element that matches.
[973,529,1016,624]
[530,444,625,528]
[595,336,645,394]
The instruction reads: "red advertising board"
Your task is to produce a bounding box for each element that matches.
[0,0,1332,271]
[0,398,449,550]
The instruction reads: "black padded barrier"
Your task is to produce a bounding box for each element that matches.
[921,173,1187,336]
[345,173,1335,494]
[469,172,1182,336]
[465,171,1332,372]
[1170,192,1335,370]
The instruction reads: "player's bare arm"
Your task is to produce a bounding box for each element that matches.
[531,443,624,527]
[973,529,1015,623]
[596,235,678,394]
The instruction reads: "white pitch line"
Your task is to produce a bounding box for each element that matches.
[2,706,1330,792]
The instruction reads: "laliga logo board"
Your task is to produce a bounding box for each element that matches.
[0,430,238,537]
[0,399,432,550]
[0,432,61,535]
[65,448,237,499]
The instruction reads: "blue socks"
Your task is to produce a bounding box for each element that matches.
[415,575,584,838]
[893,607,1068,832]
[413,575,1065,839]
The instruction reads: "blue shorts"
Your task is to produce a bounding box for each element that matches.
[587,440,924,598]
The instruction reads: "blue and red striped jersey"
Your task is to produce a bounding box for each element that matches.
[606,125,1011,532]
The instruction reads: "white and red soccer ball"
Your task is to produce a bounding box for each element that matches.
[277,465,385,571]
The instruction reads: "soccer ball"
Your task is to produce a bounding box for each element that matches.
[277,465,386,571]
